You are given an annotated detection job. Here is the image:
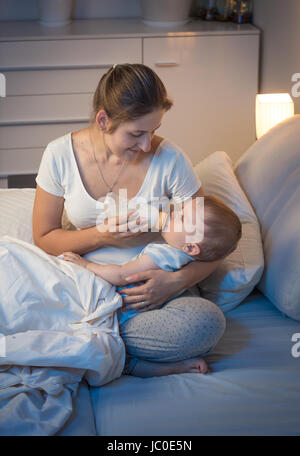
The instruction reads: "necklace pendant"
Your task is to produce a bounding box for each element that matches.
[106,190,118,199]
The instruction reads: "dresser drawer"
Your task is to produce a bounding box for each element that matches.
[0,122,86,175]
[0,93,93,125]
[0,38,141,70]
[0,147,44,176]
[4,68,103,96]
[0,122,85,150]
[144,35,259,163]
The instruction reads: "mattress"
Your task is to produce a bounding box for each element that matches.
[90,290,300,436]
[57,380,97,436]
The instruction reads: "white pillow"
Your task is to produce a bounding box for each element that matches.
[0,188,36,243]
[0,188,74,244]
[234,115,300,321]
[194,151,264,313]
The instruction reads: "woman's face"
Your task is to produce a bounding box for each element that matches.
[103,108,165,161]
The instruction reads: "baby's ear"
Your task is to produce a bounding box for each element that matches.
[183,243,201,257]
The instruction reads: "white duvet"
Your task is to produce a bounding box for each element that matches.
[0,236,125,436]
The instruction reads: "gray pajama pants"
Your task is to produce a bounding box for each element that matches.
[119,286,226,375]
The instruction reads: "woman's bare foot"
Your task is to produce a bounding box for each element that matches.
[130,356,211,378]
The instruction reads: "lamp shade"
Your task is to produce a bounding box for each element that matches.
[255,93,294,139]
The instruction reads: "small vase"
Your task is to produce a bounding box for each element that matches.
[141,0,193,27]
[38,0,73,27]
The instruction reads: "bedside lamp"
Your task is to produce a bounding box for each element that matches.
[256,93,294,139]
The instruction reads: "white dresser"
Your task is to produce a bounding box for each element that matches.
[0,18,259,183]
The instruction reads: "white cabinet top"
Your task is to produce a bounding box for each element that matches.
[0,18,260,42]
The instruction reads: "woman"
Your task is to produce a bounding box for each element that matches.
[32,64,226,377]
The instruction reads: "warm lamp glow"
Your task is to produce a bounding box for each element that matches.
[256,93,294,139]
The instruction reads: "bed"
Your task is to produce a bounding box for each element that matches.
[0,116,299,436]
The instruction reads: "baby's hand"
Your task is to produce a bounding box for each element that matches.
[59,252,89,269]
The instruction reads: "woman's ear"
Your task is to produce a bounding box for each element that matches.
[182,243,201,257]
[96,110,108,131]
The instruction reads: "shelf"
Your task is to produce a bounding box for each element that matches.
[0,17,260,42]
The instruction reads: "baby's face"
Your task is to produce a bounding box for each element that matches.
[162,197,204,251]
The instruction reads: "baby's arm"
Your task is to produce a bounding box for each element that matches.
[60,252,159,286]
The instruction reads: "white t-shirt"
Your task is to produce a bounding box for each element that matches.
[36,132,201,265]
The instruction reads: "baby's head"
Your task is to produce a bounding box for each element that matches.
[162,195,242,262]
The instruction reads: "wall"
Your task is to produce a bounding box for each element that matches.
[253,0,300,114]
[0,0,141,21]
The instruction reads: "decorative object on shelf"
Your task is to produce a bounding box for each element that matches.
[215,0,233,21]
[195,0,218,21]
[195,0,253,24]
[255,94,294,139]
[38,0,73,27]
[231,0,253,24]
[140,0,193,27]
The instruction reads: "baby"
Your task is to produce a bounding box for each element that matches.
[61,195,242,375]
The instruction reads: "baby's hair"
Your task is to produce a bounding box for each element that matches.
[90,63,173,132]
[195,195,242,262]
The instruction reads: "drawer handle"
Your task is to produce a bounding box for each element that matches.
[155,62,179,67]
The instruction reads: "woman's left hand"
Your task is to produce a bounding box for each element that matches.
[120,269,180,312]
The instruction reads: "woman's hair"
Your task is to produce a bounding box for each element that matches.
[195,195,242,262]
[90,63,173,133]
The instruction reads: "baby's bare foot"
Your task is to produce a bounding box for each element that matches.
[181,357,210,374]
[130,356,211,378]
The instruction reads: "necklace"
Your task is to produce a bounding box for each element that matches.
[89,128,128,194]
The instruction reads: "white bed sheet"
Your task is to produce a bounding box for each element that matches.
[0,236,125,436]
[90,291,300,436]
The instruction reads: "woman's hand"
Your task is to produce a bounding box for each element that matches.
[120,269,181,312]
[120,258,221,312]
[97,211,149,247]
[60,251,90,268]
